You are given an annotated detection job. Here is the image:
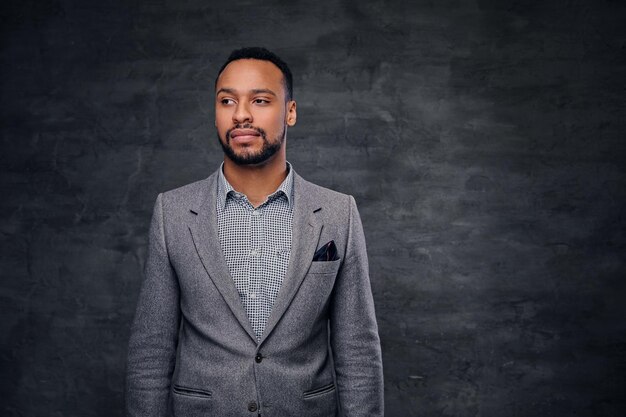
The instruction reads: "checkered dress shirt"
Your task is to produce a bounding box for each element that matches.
[216,162,294,342]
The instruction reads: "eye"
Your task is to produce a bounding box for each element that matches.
[253,98,270,105]
[220,98,235,105]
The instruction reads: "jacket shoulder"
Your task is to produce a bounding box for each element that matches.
[295,173,354,212]
[159,171,217,210]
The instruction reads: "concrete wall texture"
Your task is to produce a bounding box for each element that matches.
[1,0,624,416]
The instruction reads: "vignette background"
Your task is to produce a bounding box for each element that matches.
[1,0,625,415]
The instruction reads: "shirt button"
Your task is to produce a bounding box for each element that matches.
[249,292,257,299]
[250,249,259,257]
[252,210,261,216]
[248,401,258,412]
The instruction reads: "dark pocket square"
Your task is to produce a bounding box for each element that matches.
[313,240,339,262]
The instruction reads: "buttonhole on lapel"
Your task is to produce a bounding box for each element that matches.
[189,209,198,215]
[313,208,321,213]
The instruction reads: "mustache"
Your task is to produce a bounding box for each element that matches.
[226,124,267,141]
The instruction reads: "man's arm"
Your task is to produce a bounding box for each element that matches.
[330,195,384,416]
[126,193,180,416]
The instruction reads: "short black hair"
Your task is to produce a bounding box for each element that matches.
[215,47,293,101]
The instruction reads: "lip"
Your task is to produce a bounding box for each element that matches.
[230,129,261,139]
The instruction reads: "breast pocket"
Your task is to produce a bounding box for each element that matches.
[307,258,341,275]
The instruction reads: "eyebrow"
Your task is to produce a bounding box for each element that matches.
[216,88,277,97]
[251,88,277,97]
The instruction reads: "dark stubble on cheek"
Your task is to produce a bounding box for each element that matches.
[217,124,285,165]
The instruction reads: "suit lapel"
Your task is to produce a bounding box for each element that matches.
[260,174,323,345]
[187,172,257,343]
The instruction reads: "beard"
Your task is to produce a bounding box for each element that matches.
[217,123,285,165]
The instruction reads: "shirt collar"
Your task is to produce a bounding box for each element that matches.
[217,161,294,210]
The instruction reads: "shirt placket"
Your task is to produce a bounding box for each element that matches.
[249,204,264,340]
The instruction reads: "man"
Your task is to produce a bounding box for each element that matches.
[125,47,384,417]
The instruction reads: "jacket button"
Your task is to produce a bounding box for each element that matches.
[255,353,263,363]
[248,401,258,412]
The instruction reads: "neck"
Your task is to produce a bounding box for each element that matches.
[222,149,288,208]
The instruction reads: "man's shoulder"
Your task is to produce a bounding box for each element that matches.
[158,171,218,208]
[294,173,355,212]
[154,168,357,212]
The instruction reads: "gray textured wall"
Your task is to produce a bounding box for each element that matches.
[1,0,625,416]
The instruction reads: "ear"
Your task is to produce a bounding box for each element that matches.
[286,100,297,126]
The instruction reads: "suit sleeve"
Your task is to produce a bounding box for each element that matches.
[330,195,384,416]
[126,193,180,416]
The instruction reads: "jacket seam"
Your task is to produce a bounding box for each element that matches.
[343,194,357,270]
[158,192,174,267]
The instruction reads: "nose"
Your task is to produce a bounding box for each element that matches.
[233,101,252,124]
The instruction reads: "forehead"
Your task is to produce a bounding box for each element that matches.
[216,59,285,96]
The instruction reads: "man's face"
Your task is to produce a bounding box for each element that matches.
[215,59,296,165]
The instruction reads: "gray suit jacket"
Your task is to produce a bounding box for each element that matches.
[126,168,384,417]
